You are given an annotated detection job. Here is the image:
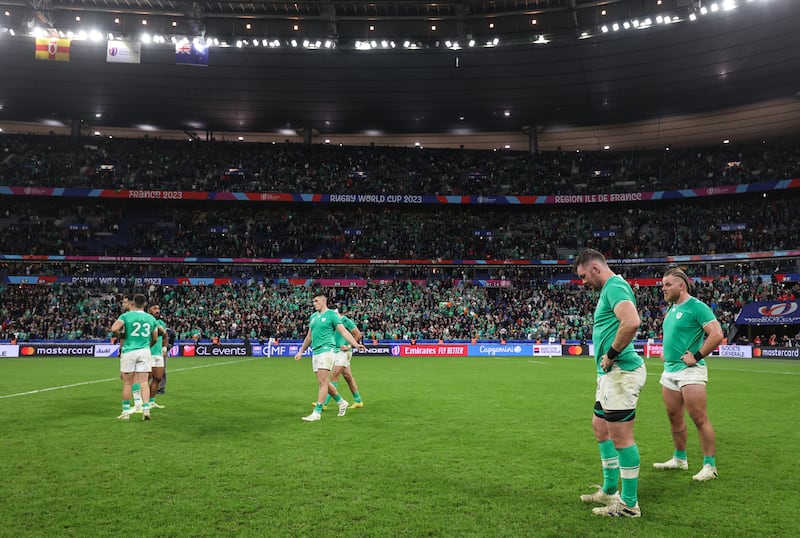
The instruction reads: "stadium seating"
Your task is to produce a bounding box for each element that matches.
[1,133,798,344]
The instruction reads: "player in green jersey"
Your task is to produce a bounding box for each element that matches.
[575,249,646,518]
[324,306,365,410]
[146,304,169,411]
[654,268,723,481]
[111,294,158,421]
[294,293,366,422]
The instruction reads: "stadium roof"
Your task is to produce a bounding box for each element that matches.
[1,0,799,149]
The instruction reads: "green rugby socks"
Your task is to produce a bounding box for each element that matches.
[598,439,619,495]
[618,444,641,508]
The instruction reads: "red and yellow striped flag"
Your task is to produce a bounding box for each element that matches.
[35,37,71,61]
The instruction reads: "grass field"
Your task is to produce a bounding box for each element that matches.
[1,355,798,537]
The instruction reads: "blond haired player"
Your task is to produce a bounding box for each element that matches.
[654,268,723,481]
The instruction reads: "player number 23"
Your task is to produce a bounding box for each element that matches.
[130,322,152,338]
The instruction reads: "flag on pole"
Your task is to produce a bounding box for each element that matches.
[106,40,142,64]
[175,42,208,66]
[35,37,71,61]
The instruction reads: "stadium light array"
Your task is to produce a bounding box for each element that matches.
[1,0,766,54]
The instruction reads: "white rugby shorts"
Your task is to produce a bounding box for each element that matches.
[333,348,353,368]
[596,364,647,410]
[120,348,153,374]
[311,351,336,372]
[659,364,708,391]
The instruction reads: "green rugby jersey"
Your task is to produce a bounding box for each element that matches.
[333,315,358,349]
[119,310,158,353]
[309,309,343,354]
[661,296,717,373]
[593,275,644,375]
[149,319,167,355]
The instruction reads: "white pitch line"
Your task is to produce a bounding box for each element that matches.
[527,360,551,365]
[0,377,119,398]
[0,357,260,399]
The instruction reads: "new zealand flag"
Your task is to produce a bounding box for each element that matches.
[175,42,209,66]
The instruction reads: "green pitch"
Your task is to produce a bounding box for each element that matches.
[1,355,797,537]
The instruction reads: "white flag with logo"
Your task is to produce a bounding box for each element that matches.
[106,40,141,64]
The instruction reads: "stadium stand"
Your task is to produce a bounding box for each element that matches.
[2,134,800,195]
[2,277,798,344]
[1,135,798,344]
[0,188,798,260]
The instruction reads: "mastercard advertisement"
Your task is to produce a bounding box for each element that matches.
[566,345,587,356]
[20,344,94,356]
[3,344,115,357]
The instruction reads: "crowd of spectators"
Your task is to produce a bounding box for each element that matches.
[2,133,800,196]
[2,276,798,344]
[2,133,798,346]
[2,259,794,284]
[1,190,797,261]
